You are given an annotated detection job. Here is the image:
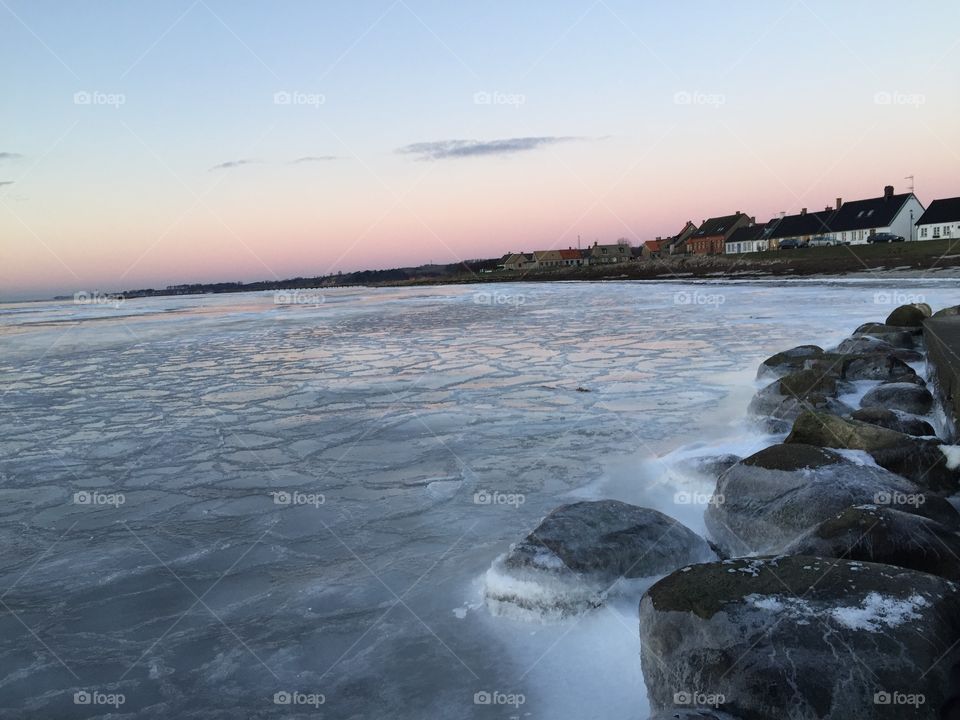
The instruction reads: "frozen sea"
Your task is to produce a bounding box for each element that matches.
[0,278,957,719]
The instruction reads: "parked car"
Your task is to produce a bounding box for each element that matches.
[807,236,836,247]
[778,239,807,249]
[868,232,905,243]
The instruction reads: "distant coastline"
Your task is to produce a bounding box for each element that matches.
[48,236,960,303]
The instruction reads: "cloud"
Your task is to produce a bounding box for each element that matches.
[292,155,338,163]
[209,159,259,171]
[0,181,13,187]
[396,136,585,160]
[0,152,22,162]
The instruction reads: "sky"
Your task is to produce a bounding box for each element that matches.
[1,0,959,300]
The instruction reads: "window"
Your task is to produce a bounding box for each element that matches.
[921,227,928,238]
[933,226,941,239]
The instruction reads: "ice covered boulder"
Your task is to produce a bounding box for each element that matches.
[704,443,957,555]
[785,410,957,493]
[784,505,960,579]
[861,381,934,415]
[639,556,960,720]
[747,369,851,423]
[755,345,823,380]
[484,500,714,619]
[886,302,932,327]
[851,407,936,436]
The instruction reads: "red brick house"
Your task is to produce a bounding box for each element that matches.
[688,212,753,255]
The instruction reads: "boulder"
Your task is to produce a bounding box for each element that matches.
[886,302,932,327]
[850,407,936,436]
[933,305,960,318]
[756,345,823,380]
[805,352,921,380]
[785,410,957,492]
[484,500,714,619]
[748,369,852,422]
[861,382,934,415]
[704,443,957,554]
[639,556,960,720]
[852,322,917,348]
[783,505,960,579]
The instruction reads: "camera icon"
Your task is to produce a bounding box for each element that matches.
[272,491,292,505]
[273,691,292,705]
[73,491,91,505]
[673,691,692,705]
[472,291,492,306]
[873,91,892,105]
[474,691,492,705]
[74,690,91,705]
[673,91,692,105]
[874,691,892,705]
[674,291,692,305]
[874,491,891,505]
[473,91,492,105]
[273,91,291,105]
[473,491,491,505]
[73,91,92,105]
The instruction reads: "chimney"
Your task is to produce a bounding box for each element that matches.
[836,197,843,209]
[800,207,807,215]
[779,211,786,219]
[884,185,894,199]
[825,205,832,212]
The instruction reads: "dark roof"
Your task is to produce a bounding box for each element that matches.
[916,197,960,225]
[769,209,835,239]
[692,213,746,238]
[726,224,766,244]
[829,193,914,232]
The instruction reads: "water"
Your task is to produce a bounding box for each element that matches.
[0,279,956,719]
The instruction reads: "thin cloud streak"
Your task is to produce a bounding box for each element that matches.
[396,136,586,160]
[209,159,260,171]
[0,152,22,162]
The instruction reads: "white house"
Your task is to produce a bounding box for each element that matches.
[828,185,925,244]
[916,197,960,241]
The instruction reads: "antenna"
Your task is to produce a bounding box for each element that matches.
[905,175,915,193]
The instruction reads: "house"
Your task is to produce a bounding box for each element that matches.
[502,253,534,271]
[916,197,960,241]
[642,222,697,258]
[665,221,698,255]
[725,221,777,254]
[642,239,665,258]
[559,248,586,266]
[767,207,834,249]
[688,213,753,255]
[532,250,564,268]
[828,185,924,244]
[589,240,633,263]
